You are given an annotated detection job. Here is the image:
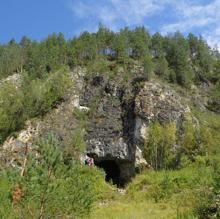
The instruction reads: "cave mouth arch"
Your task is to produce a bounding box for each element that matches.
[95,160,121,186]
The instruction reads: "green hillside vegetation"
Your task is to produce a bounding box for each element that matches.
[0,25,220,218]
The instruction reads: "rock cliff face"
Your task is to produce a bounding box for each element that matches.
[0,67,192,186]
[80,76,191,185]
[134,82,191,147]
[0,68,85,168]
[80,75,137,185]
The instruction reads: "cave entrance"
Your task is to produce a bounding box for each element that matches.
[95,160,121,186]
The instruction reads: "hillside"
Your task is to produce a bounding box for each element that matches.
[1,26,220,218]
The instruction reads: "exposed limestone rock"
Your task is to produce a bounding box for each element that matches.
[135,146,148,166]
[135,82,190,124]
[134,81,191,156]
[79,75,193,185]
[0,68,86,168]
[1,67,192,186]
[0,73,21,88]
[80,74,137,185]
[0,121,39,169]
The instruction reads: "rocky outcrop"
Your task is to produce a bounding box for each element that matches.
[135,82,190,124]
[0,67,192,186]
[0,68,85,168]
[0,73,21,88]
[134,82,191,145]
[81,76,191,185]
[80,75,137,185]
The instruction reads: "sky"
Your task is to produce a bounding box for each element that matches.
[1,0,220,48]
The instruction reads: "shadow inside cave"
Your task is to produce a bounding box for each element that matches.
[95,160,122,186]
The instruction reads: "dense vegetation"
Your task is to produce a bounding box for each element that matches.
[1,25,220,86]
[0,67,70,144]
[1,25,220,218]
[1,25,220,143]
[0,134,112,219]
[143,119,215,170]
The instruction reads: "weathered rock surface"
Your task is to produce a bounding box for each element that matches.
[0,68,85,168]
[134,82,191,146]
[0,73,21,87]
[1,67,193,186]
[81,75,192,185]
[135,82,190,124]
[80,74,137,185]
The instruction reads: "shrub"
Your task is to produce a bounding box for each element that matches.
[0,82,24,143]
[143,122,176,169]
[0,134,106,219]
[23,67,71,117]
[181,120,197,156]
[143,55,153,81]
[63,108,88,161]
[0,172,17,219]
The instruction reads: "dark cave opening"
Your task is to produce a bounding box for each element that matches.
[95,160,121,186]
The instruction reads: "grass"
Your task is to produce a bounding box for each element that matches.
[89,163,216,219]
[90,200,178,219]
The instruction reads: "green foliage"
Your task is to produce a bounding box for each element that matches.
[126,161,220,218]
[131,27,151,59]
[208,83,220,112]
[74,32,97,63]
[112,32,128,64]
[181,120,197,156]
[25,33,68,79]
[0,171,18,219]
[144,119,216,170]
[193,110,220,155]
[153,55,169,77]
[64,108,88,160]
[0,27,219,88]
[0,67,71,143]
[96,23,113,56]
[87,57,110,75]
[23,67,71,117]
[90,158,220,218]
[151,32,164,58]
[0,82,24,143]
[0,134,111,218]
[143,122,176,170]
[0,41,24,79]
[17,134,96,218]
[164,32,194,87]
[143,55,153,81]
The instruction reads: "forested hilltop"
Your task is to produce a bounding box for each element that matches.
[1,26,220,219]
[1,25,220,86]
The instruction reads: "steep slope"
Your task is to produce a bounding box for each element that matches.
[0,65,211,185]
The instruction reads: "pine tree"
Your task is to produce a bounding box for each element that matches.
[143,55,153,81]
[131,27,151,59]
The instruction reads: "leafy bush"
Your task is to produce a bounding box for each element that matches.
[23,67,71,117]
[63,108,88,161]
[0,134,109,218]
[126,163,218,217]
[0,67,71,143]
[0,82,24,143]
[0,173,17,219]
[143,55,153,81]
[143,122,176,169]
[144,119,216,170]
[181,120,197,157]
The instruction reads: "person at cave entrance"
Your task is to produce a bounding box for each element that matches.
[85,157,94,166]
[88,157,94,166]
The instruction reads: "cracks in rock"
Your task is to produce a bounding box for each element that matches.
[83,74,146,187]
